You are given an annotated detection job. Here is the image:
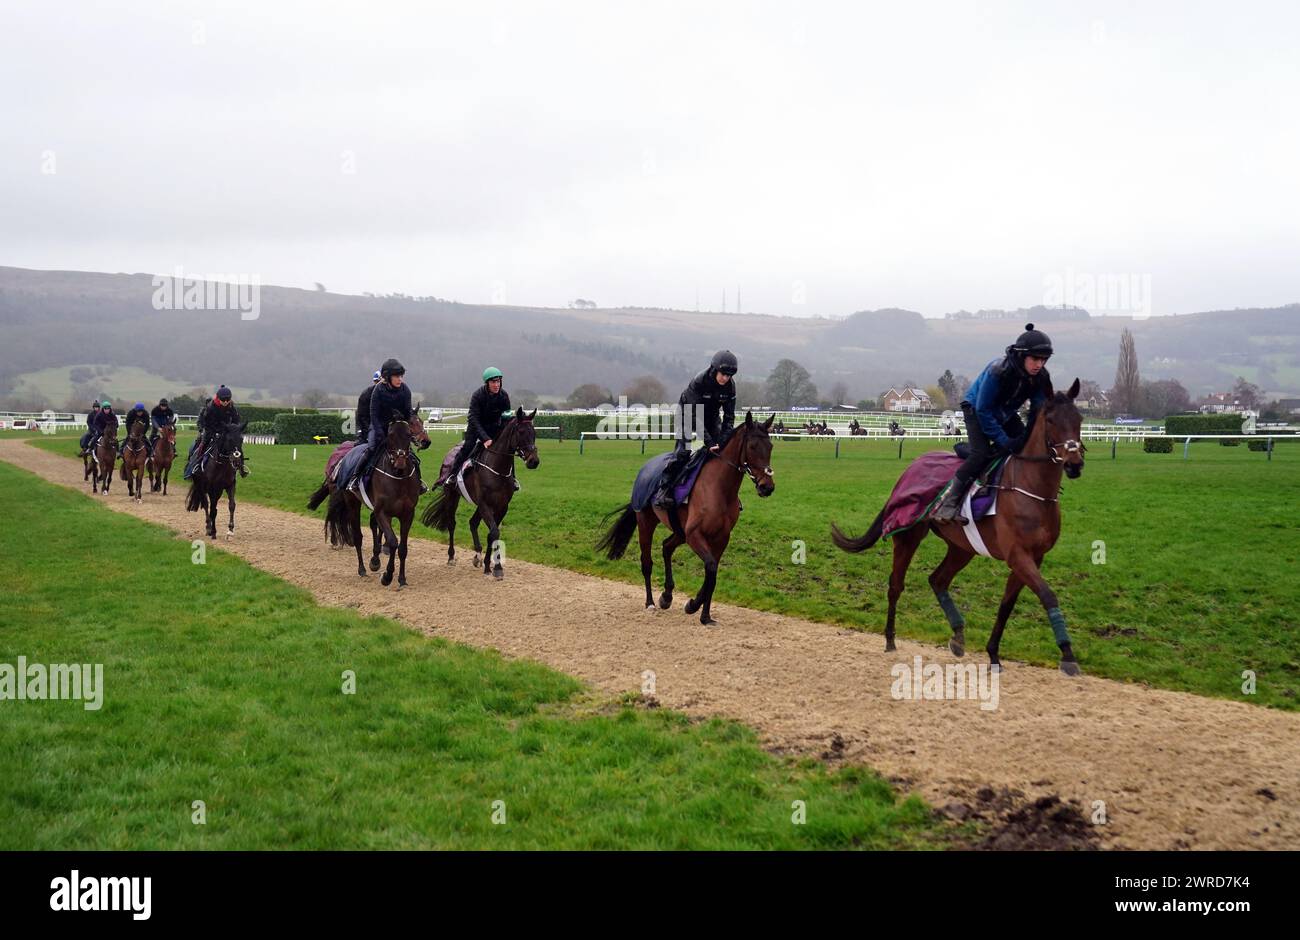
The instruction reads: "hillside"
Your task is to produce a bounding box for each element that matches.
[1,266,1296,407]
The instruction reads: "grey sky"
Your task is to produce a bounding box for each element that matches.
[3,1,1297,317]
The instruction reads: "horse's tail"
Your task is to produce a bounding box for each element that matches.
[830,507,886,554]
[184,477,204,512]
[595,503,637,560]
[306,481,331,511]
[420,482,458,532]
[324,489,355,546]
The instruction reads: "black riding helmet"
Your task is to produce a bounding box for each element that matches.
[710,349,738,376]
[1007,323,1053,361]
[216,386,232,402]
[159,398,169,406]
[380,358,406,380]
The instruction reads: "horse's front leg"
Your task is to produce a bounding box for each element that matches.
[376,510,400,586]
[226,485,236,537]
[469,508,483,568]
[659,527,684,610]
[369,512,382,571]
[480,509,502,578]
[396,511,412,587]
[683,528,723,625]
[1007,548,1079,676]
[987,572,1025,670]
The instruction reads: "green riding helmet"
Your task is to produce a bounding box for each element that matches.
[483,367,503,383]
[101,400,113,408]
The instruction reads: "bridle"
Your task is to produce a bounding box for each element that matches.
[374,419,417,480]
[996,414,1085,503]
[711,426,774,490]
[475,420,536,479]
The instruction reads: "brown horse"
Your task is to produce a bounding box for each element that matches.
[421,408,539,579]
[831,378,1086,674]
[119,421,150,501]
[185,422,247,539]
[597,411,776,625]
[85,428,118,495]
[149,423,177,494]
[309,409,430,576]
[323,418,422,586]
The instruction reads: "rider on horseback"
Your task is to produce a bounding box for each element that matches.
[354,369,382,443]
[78,399,101,455]
[149,398,176,447]
[932,323,1053,525]
[653,349,738,509]
[347,358,428,493]
[447,366,517,490]
[120,403,151,457]
[85,401,118,454]
[185,386,248,480]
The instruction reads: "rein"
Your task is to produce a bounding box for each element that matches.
[475,421,534,479]
[710,428,773,489]
[994,414,1084,503]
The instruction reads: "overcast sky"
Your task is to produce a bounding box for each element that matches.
[3,1,1297,317]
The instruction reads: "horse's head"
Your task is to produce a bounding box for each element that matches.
[1040,378,1085,479]
[510,407,540,469]
[219,421,247,466]
[385,417,415,472]
[736,411,776,497]
[408,403,431,450]
[160,423,176,444]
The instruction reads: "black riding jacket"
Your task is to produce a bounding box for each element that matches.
[679,369,736,447]
[466,385,512,444]
[369,381,413,440]
[356,384,376,442]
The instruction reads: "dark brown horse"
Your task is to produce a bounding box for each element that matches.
[85,428,118,495]
[323,418,422,586]
[421,408,539,579]
[185,422,247,539]
[309,409,430,578]
[597,411,776,625]
[149,423,177,494]
[119,421,150,501]
[831,378,1086,674]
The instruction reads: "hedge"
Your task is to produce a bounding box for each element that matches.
[1165,414,1242,436]
[1220,438,1240,446]
[235,404,319,423]
[1248,436,1298,451]
[539,412,612,441]
[246,420,275,435]
[1143,438,1173,453]
[272,413,347,444]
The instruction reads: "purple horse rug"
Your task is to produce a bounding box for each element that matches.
[881,451,1003,539]
[325,441,356,482]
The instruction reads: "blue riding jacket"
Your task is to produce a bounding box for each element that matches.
[963,355,1050,450]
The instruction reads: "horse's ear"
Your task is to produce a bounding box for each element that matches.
[763,413,775,430]
[745,410,754,425]
[517,406,525,419]
[415,400,422,412]
[528,408,537,420]
[1067,378,1080,400]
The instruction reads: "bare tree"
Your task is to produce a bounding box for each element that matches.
[1232,376,1262,411]
[1113,328,1141,415]
[830,381,849,406]
[622,374,667,405]
[764,359,818,410]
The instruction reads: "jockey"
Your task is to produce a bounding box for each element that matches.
[149,398,176,445]
[78,399,100,455]
[120,403,151,457]
[447,366,516,489]
[653,349,738,509]
[185,386,247,479]
[354,369,382,443]
[86,401,119,453]
[347,358,427,492]
[932,323,1053,525]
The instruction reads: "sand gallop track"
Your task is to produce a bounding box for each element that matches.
[4,439,1297,849]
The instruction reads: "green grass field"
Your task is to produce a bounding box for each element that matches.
[0,460,941,850]
[28,431,1300,709]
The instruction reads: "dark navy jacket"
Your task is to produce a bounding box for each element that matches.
[963,356,1050,450]
[202,401,242,434]
[124,407,150,435]
[356,385,376,442]
[90,410,119,434]
[369,382,413,446]
[679,369,736,447]
[150,405,175,431]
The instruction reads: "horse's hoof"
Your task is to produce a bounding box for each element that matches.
[949,636,965,657]
[446,558,456,566]
[645,604,657,612]
[493,569,504,581]
[369,558,381,571]
[684,599,699,615]
[701,616,718,627]
[472,555,481,567]
[884,641,896,652]
[357,569,367,577]
[381,571,394,586]
[657,593,672,609]
[989,661,1002,673]
[1060,660,1082,677]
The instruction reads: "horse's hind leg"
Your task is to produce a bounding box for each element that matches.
[884,526,926,652]
[636,513,658,609]
[659,528,683,609]
[683,529,726,626]
[987,571,1024,671]
[469,509,483,568]
[929,542,975,656]
[351,505,366,576]
[396,512,411,587]
[369,512,382,571]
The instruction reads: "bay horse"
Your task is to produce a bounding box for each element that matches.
[185,422,247,539]
[309,409,430,578]
[596,411,776,625]
[830,378,1086,674]
[323,418,421,586]
[119,421,150,501]
[149,422,177,494]
[421,408,539,579]
[85,427,118,495]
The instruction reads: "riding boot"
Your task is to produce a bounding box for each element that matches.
[932,478,971,525]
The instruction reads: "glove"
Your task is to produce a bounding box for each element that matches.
[1006,433,1028,454]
